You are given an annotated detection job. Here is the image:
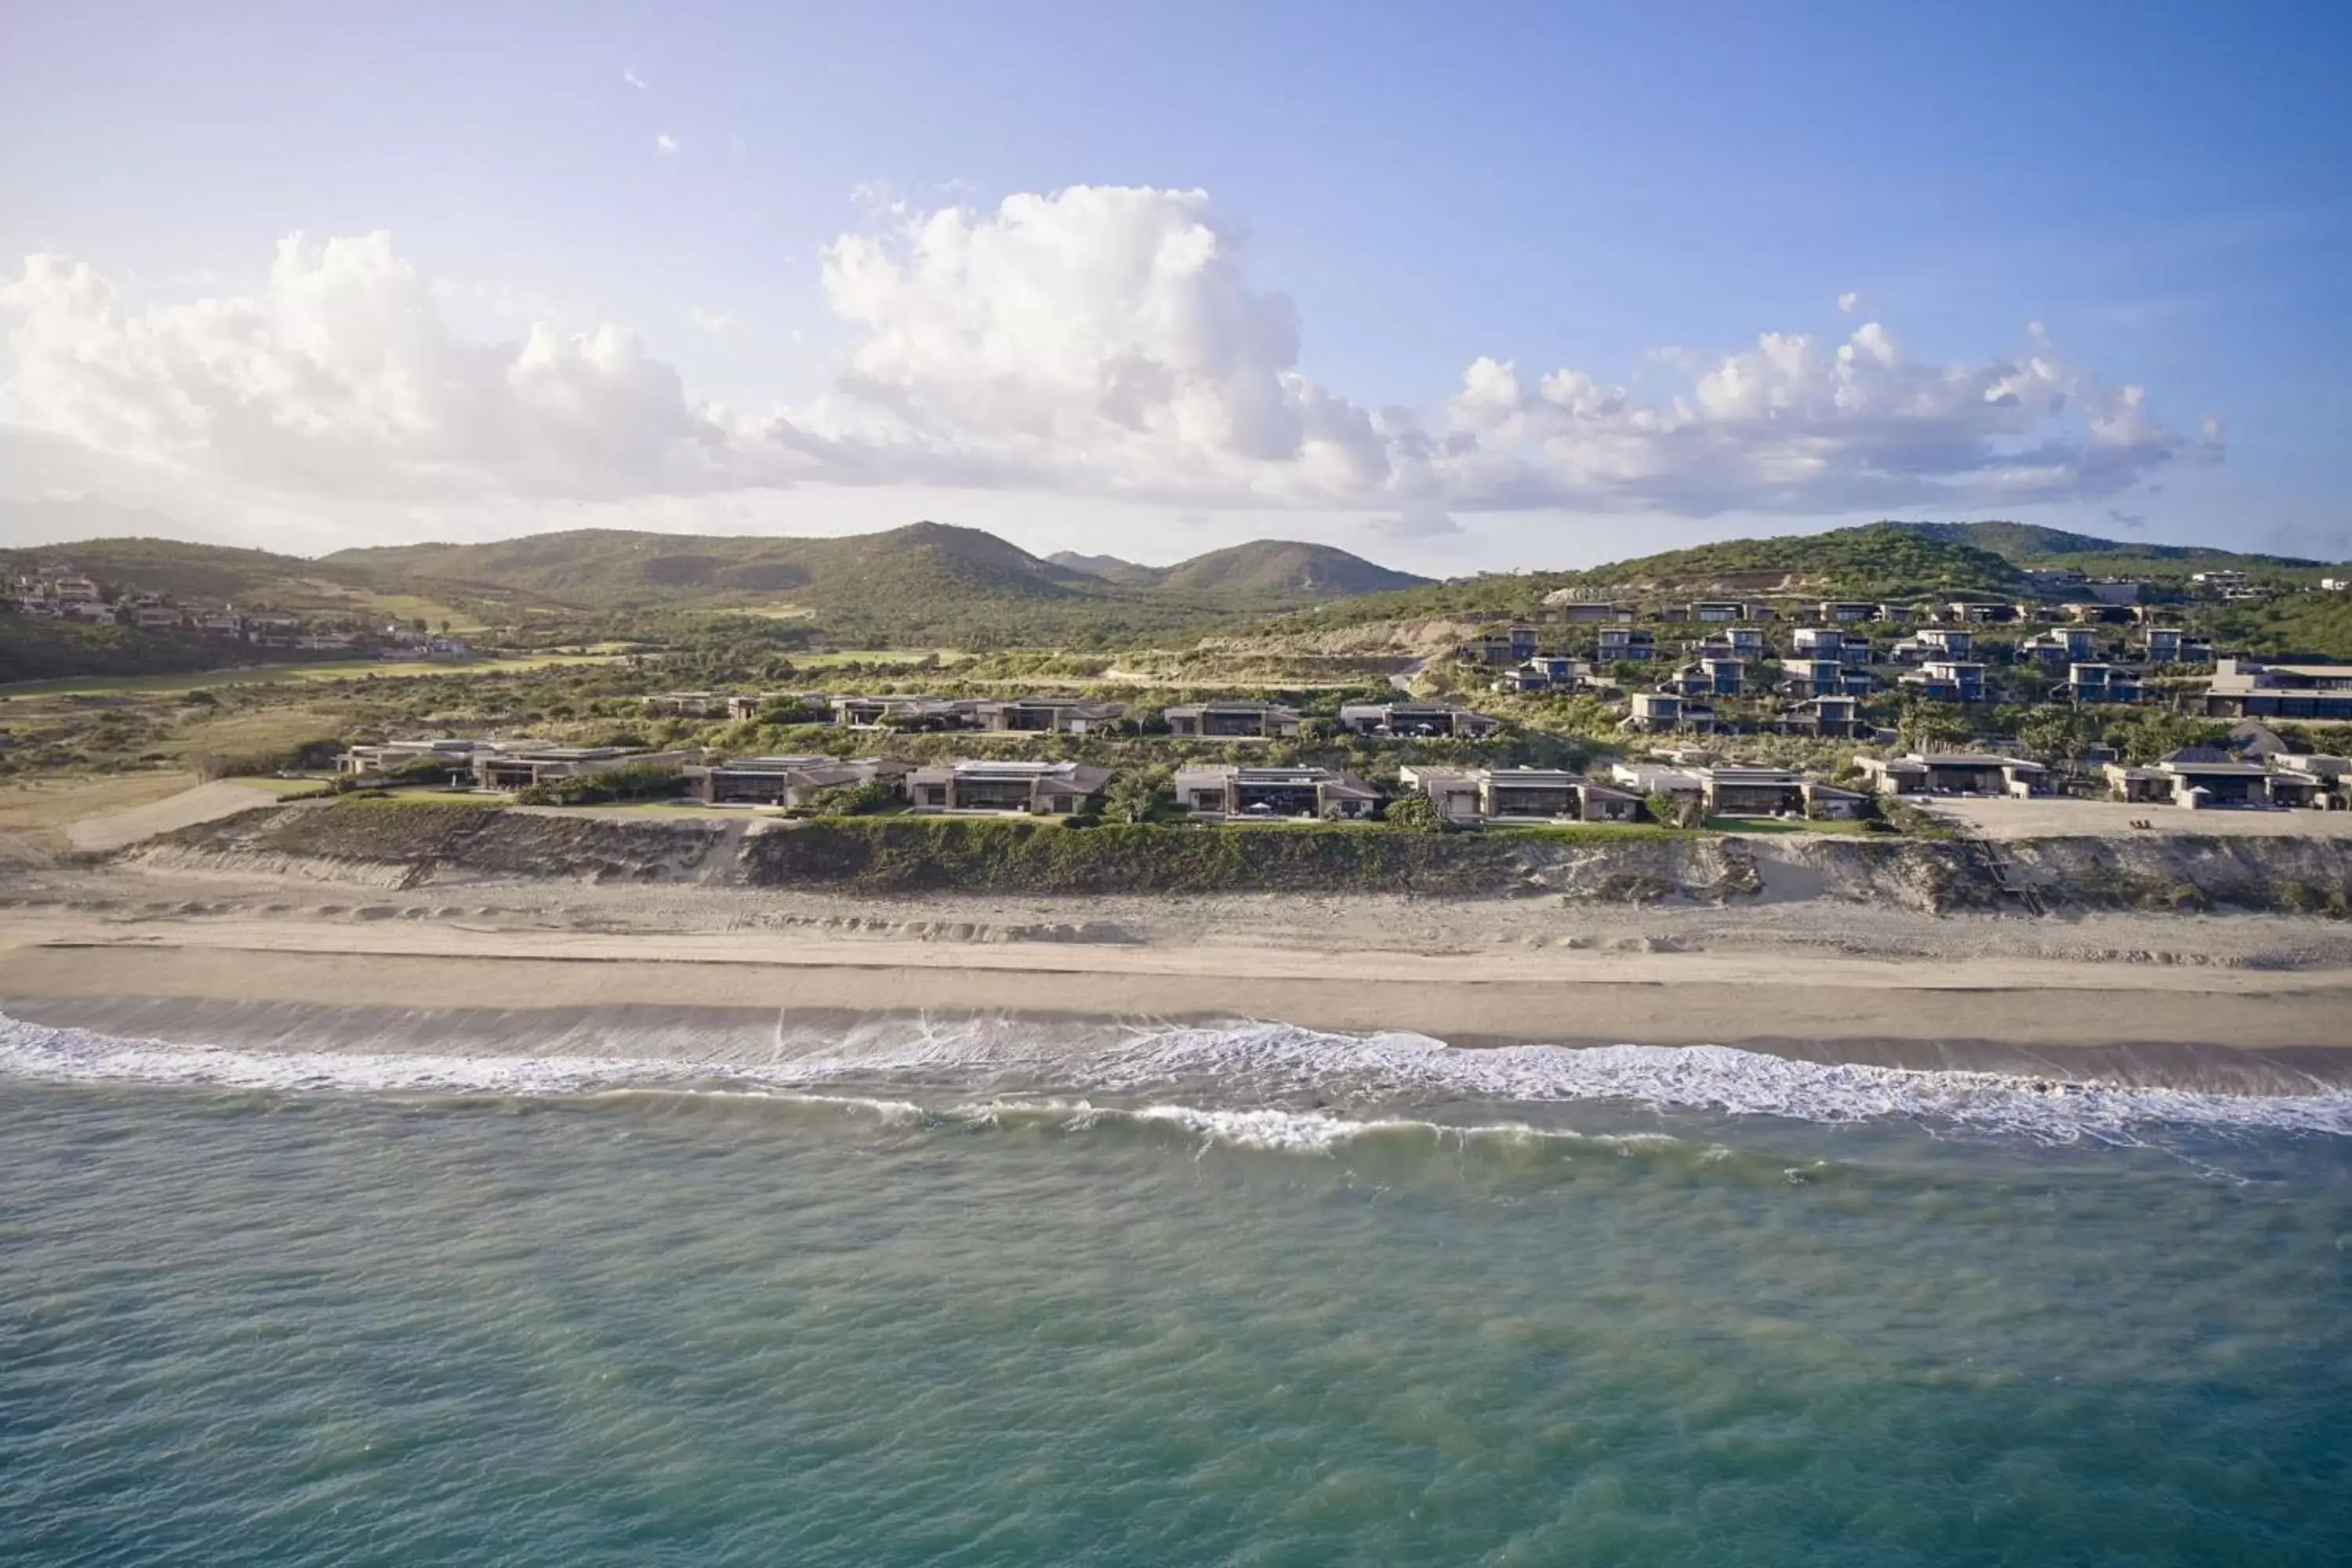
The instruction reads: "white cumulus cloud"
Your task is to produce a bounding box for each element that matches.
[1837,291,1860,313]
[654,132,678,156]
[622,67,647,90]
[0,232,795,503]
[0,187,2220,528]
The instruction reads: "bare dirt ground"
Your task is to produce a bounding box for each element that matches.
[62,780,282,854]
[0,772,200,851]
[1917,796,2352,840]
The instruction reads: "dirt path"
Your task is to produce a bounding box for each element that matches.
[64,781,280,854]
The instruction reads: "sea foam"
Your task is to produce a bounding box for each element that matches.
[2,1009,2348,1147]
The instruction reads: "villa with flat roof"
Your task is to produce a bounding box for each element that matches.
[686,755,911,808]
[2202,659,2352,722]
[907,760,1112,815]
[829,695,983,730]
[2103,747,2334,809]
[1163,701,1303,740]
[471,745,698,792]
[1334,702,1501,739]
[972,696,1125,735]
[1855,753,2050,798]
[1173,764,1381,820]
[1399,765,1642,824]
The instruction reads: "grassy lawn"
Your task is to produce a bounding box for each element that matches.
[223,775,338,797]
[0,653,630,700]
[1704,815,1874,834]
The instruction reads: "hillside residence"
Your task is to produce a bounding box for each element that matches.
[1335,702,1502,739]
[1624,692,1715,732]
[2066,662,2143,704]
[726,691,815,723]
[1903,661,1987,702]
[908,759,1112,815]
[473,745,696,792]
[2202,659,2352,722]
[830,695,982,730]
[2021,628,2100,666]
[2191,570,2251,588]
[1497,655,1588,693]
[1663,658,1744,697]
[338,739,505,778]
[644,691,732,718]
[973,696,1125,735]
[1856,753,2051,798]
[688,755,911,808]
[1174,764,1380,820]
[1689,600,1764,623]
[1818,601,1878,622]
[1457,626,1540,665]
[1943,601,2025,625]
[1916,627,1976,659]
[2322,578,2349,593]
[2140,629,2213,665]
[1780,695,1868,736]
[1399,765,1642,824]
[1542,601,1638,625]
[1596,626,1657,662]
[1164,700,1304,740]
[2103,748,2332,809]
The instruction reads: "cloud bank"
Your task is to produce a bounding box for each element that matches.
[0,185,2218,524]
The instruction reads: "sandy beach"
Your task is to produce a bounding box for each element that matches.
[5,844,2350,1089]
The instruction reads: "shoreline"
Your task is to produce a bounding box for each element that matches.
[6,924,2350,1093]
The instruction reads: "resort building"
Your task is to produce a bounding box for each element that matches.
[907,760,1112,816]
[337,738,503,778]
[829,695,983,730]
[1595,626,1658,662]
[2139,629,2212,665]
[2065,662,2143,704]
[1495,655,1589,693]
[1398,765,1642,824]
[1855,753,2051,798]
[2103,748,2334,810]
[1902,661,1987,702]
[1163,701,1303,740]
[2020,628,2101,666]
[1542,601,1638,625]
[2201,659,2352,722]
[1173,764,1381,821]
[1334,702,1502,739]
[1697,766,1868,819]
[1817,601,1878,622]
[471,745,697,793]
[685,755,910,808]
[644,691,733,718]
[1780,695,1869,738]
[1624,691,1715,732]
[972,696,1125,735]
[726,691,815,723]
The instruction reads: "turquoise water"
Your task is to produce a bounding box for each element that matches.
[5,1020,2352,1563]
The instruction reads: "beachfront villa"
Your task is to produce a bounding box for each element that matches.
[2103,748,2337,810]
[337,738,504,777]
[686,756,911,808]
[1855,753,2051,798]
[471,745,699,793]
[1174,764,1381,820]
[907,760,1112,816]
[1398,765,1642,825]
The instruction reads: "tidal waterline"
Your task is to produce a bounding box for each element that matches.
[5,1071,2350,1564]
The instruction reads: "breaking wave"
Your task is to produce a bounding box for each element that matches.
[4,1008,2350,1148]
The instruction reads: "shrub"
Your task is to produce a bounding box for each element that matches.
[1381,791,1452,833]
[807,779,897,816]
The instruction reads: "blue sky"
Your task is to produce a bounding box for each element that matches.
[2,1,2347,567]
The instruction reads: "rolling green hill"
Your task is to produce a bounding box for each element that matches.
[1139,539,1429,597]
[1886,521,2325,575]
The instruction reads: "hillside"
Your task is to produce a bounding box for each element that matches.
[1887,521,2326,574]
[1136,539,1430,597]
[1045,550,1139,579]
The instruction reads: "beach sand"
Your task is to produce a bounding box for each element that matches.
[3,851,2350,1091]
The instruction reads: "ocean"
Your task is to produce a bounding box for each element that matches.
[4,1009,2350,1565]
